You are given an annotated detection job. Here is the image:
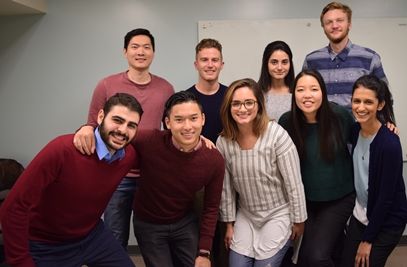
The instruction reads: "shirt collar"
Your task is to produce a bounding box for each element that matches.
[95,128,125,163]
[328,40,352,61]
[171,135,203,152]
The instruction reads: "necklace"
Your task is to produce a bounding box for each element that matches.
[362,148,369,160]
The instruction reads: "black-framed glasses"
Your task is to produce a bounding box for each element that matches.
[231,99,257,110]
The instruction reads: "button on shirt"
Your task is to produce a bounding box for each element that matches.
[95,128,125,163]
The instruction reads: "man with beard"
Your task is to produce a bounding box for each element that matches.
[0,93,142,267]
[303,1,387,110]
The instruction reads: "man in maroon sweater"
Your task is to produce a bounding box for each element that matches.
[0,93,143,267]
[75,91,225,267]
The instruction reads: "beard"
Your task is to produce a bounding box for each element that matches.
[99,120,129,152]
[327,27,350,44]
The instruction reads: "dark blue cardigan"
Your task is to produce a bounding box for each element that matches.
[351,123,407,242]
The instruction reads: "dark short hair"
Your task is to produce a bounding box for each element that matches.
[103,93,143,117]
[162,91,203,125]
[124,28,155,51]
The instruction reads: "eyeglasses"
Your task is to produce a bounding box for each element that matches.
[231,99,257,110]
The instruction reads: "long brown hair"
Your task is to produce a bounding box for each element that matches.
[220,78,269,140]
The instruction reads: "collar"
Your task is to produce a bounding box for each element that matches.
[95,128,125,163]
[171,136,203,152]
[328,40,352,61]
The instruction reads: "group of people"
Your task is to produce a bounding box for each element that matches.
[0,2,406,267]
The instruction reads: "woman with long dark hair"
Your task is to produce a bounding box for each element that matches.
[279,69,355,266]
[340,75,407,267]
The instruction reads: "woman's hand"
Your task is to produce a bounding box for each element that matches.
[355,241,372,267]
[201,135,216,149]
[224,222,234,249]
[290,222,304,240]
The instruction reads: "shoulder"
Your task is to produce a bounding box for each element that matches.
[200,146,225,169]
[98,72,125,83]
[186,85,197,93]
[305,46,329,59]
[219,83,228,91]
[349,43,381,57]
[150,74,174,91]
[278,111,291,128]
[375,126,401,147]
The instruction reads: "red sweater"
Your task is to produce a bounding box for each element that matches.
[87,72,174,130]
[0,134,137,267]
[133,130,225,251]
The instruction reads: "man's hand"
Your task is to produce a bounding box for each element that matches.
[355,241,372,267]
[290,222,304,240]
[195,256,211,267]
[73,125,96,155]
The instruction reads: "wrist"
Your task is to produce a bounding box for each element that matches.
[197,249,211,260]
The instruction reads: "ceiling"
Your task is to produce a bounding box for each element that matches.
[0,0,47,16]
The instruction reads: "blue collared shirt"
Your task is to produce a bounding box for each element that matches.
[303,40,387,109]
[95,128,125,163]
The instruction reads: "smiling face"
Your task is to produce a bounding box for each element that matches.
[194,47,224,83]
[124,34,154,72]
[352,86,384,125]
[322,9,351,44]
[230,86,258,127]
[97,105,140,153]
[294,75,323,123]
[268,49,290,81]
[164,101,205,152]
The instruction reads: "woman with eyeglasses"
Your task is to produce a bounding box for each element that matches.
[216,78,307,267]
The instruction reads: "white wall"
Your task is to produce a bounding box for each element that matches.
[1,0,407,243]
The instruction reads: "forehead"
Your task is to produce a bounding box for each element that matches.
[353,86,377,98]
[129,35,152,45]
[168,102,202,116]
[232,86,255,99]
[323,9,348,20]
[106,105,140,121]
[297,75,320,86]
[269,49,289,59]
[197,47,222,58]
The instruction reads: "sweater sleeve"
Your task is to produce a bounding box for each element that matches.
[274,123,307,223]
[199,149,225,251]
[86,79,108,128]
[0,137,64,267]
[362,131,403,242]
[216,138,237,223]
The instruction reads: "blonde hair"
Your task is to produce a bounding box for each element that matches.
[320,2,352,26]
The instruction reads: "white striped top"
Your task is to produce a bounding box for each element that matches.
[216,121,307,224]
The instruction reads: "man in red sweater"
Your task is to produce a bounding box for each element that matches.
[0,93,143,267]
[75,91,225,267]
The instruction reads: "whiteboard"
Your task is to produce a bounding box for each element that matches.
[199,18,407,160]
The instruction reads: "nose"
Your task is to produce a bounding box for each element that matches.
[117,123,127,133]
[136,47,145,55]
[183,119,192,129]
